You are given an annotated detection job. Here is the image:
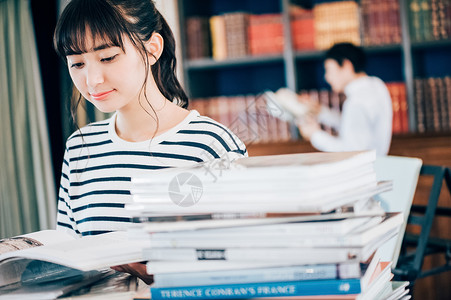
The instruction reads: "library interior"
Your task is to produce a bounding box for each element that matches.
[0,0,450,299]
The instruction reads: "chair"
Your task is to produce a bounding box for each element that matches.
[394,165,451,286]
[373,155,423,267]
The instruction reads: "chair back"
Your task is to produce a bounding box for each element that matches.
[373,155,422,266]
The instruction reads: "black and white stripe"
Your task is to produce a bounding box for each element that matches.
[57,110,247,237]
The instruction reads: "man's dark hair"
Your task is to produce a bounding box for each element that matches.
[325,43,366,73]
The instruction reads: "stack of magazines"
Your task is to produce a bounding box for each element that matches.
[127,151,411,300]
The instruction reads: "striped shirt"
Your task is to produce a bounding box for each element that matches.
[57,110,247,237]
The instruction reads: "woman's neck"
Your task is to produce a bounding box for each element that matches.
[115,93,188,142]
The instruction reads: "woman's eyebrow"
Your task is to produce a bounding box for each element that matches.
[93,44,114,51]
[66,44,116,56]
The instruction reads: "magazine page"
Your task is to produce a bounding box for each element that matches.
[0,231,149,271]
[0,230,75,255]
[0,231,149,288]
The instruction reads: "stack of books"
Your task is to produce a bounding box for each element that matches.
[360,0,402,46]
[409,0,451,42]
[313,1,361,50]
[185,17,211,60]
[386,82,409,135]
[414,76,451,134]
[127,151,410,300]
[210,12,249,60]
[248,13,284,56]
[290,6,315,51]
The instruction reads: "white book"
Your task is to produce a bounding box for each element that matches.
[140,217,384,248]
[131,151,377,186]
[145,216,380,237]
[144,231,394,274]
[130,211,386,233]
[0,230,149,288]
[144,247,356,265]
[132,172,377,202]
[144,213,401,250]
[152,262,361,288]
[128,181,391,214]
[131,164,375,195]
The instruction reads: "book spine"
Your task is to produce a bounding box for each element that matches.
[209,15,227,60]
[153,263,347,288]
[380,0,391,44]
[387,82,402,134]
[249,14,284,55]
[446,76,451,130]
[224,12,249,59]
[399,82,410,133]
[428,77,441,132]
[420,0,433,40]
[437,78,449,131]
[414,78,426,133]
[410,0,423,41]
[185,17,210,60]
[150,279,362,300]
[431,0,441,39]
[360,0,372,45]
[388,0,402,44]
[442,0,451,38]
[290,9,315,51]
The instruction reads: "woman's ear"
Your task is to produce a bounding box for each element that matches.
[145,32,164,65]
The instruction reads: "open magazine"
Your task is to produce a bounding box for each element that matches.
[263,87,312,123]
[0,230,149,290]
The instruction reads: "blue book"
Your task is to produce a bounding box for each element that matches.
[150,279,362,300]
[152,263,362,288]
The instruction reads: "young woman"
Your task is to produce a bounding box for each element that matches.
[53,0,247,281]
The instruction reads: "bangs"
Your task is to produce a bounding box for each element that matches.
[54,0,129,57]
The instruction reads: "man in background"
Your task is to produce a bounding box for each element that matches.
[297,42,393,156]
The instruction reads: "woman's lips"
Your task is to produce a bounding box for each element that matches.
[90,90,114,101]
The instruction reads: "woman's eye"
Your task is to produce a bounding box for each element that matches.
[70,62,84,69]
[101,54,118,62]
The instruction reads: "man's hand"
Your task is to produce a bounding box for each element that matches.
[111,262,154,285]
[296,116,321,141]
[297,94,321,117]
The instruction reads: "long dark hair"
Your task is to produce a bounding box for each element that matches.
[54,0,188,125]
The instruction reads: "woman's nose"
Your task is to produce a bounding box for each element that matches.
[85,64,104,88]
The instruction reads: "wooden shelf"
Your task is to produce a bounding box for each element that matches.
[186,44,404,69]
[364,44,403,53]
[411,39,451,50]
[185,55,284,70]
[247,133,451,166]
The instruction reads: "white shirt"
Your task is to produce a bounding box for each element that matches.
[311,76,393,156]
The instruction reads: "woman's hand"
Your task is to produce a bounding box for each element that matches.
[111,262,154,285]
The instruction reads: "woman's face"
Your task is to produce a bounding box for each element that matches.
[66,32,147,113]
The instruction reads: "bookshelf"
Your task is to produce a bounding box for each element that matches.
[177,0,451,145]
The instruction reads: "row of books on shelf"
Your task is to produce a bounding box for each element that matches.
[188,82,409,146]
[414,76,451,133]
[360,0,402,46]
[125,151,410,299]
[409,0,451,42]
[188,0,444,60]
